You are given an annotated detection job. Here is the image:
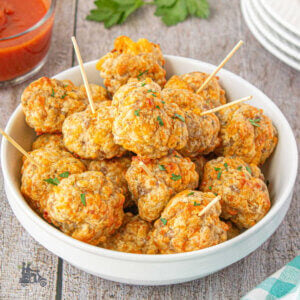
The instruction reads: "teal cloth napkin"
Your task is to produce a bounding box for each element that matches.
[242,256,300,300]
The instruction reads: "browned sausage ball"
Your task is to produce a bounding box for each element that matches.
[216,103,278,165]
[32,134,65,151]
[88,156,134,208]
[46,171,125,245]
[150,190,228,254]
[21,148,86,216]
[97,36,166,95]
[99,213,153,253]
[126,152,199,221]
[62,101,127,160]
[112,79,188,159]
[200,156,270,228]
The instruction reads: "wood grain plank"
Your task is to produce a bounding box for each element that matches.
[62,0,299,298]
[0,0,77,298]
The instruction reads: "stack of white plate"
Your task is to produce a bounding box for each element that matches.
[241,0,300,71]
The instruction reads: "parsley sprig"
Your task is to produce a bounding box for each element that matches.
[87,0,210,28]
[249,118,261,127]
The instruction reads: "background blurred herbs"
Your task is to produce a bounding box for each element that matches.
[87,0,210,28]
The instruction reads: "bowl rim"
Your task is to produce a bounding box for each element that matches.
[1,55,298,262]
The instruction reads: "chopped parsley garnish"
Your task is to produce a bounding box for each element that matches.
[214,167,221,171]
[249,118,261,127]
[155,105,160,109]
[193,201,201,206]
[134,109,141,116]
[213,192,218,196]
[217,171,222,179]
[173,113,185,122]
[161,100,165,104]
[158,164,166,171]
[137,70,148,80]
[44,177,60,186]
[141,82,146,87]
[61,92,67,99]
[59,172,70,178]
[157,116,164,126]
[246,166,252,175]
[51,88,55,97]
[208,186,212,190]
[224,163,228,171]
[188,192,194,196]
[160,218,167,225]
[237,166,243,171]
[152,93,157,97]
[171,174,181,181]
[175,154,180,158]
[80,193,86,206]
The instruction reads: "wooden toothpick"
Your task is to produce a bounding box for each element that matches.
[0,128,39,167]
[139,161,155,178]
[198,196,221,217]
[197,40,244,94]
[200,96,252,116]
[71,36,95,114]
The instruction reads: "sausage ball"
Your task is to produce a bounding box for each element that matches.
[21,77,89,134]
[216,104,278,165]
[150,190,228,254]
[99,213,152,253]
[126,152,199,221]
[112,79,188,158]
[165,72,226,108]
[63,101,127,160]
[97,36,166,95]
[200,156,271,228]
[88,156,134,208]
[79,84,110,102]
[162,88,220,157]
[46,171,125,245]
[21,148,86,216]
[32,134,65,151]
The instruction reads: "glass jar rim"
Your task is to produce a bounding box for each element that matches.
[0,0,56,42]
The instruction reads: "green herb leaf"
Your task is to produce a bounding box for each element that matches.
[154,0,209,26]
[193,201,201,206]
[44,177,60,186]
[141,82,146,87]
[158,164,166,171]
[157,116,164,126]
[213,192,218,196]
[137,69,149,79]
[134,109,141,116]
[161,100,166,104]
[224,163,228,171]
[217,171,222,179]
[61,92,67,99]
[171,173,181,181]
[173,113,185,122]
[59,171,70,178]
[214,167,221,171]
[188,192,194,196]
[86,0,145,29]
[246,166,252,175]
[160,217,167,225]
[80,193,86,206]
[208,186,212,190]
[155,105,160,109]
[249,118,261,127]
[237,166,243,171]
[51,88,55,97]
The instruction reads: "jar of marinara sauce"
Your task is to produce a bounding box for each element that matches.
[0,0,56,86]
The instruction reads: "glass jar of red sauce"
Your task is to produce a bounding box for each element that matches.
[0,0,56,86]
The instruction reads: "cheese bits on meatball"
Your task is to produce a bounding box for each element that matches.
[88,156,134,208]
[165,72,227,108]
[201,156,270,228]
[100,213,153,254]
[216,104,278,165]
[112,79,188,158]
[63,101,127,160]
[126,152,199,221]
[150,191,228,254]
[97,36,166,95]
[46,171,125,245]
[21,148,86,216]
[161,88,220,157]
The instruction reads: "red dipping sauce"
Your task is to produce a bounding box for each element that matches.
[0,0,56,85]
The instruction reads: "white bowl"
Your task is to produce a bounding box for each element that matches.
[1,56,298,285]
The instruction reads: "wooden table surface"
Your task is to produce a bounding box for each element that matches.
[0,0,299,299]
